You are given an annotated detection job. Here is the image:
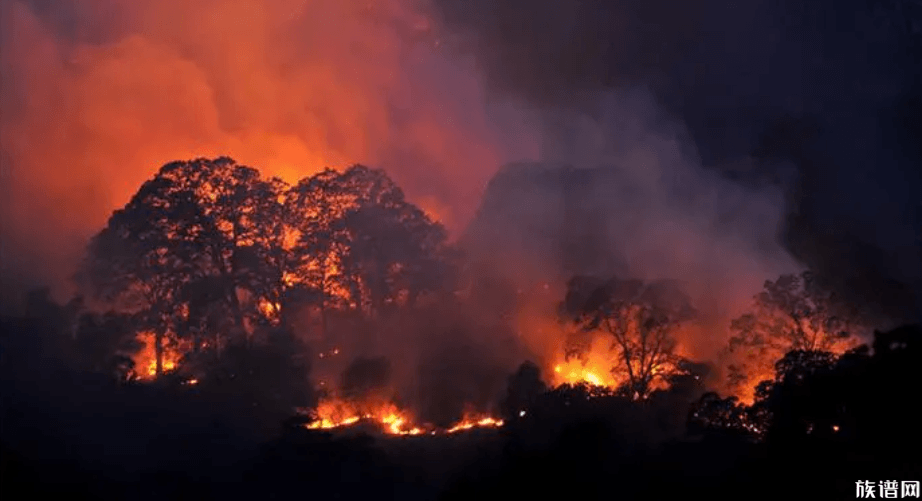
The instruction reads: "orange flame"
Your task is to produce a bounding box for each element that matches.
[445,415,504,434]
[304,398,502,435]
[130,331,183,379]
[257,298,282,320]
[305,399,424,435]
[550,335,623,390]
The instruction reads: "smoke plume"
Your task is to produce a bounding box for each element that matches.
[2,0,918,389]
[429,0,922,323]
[0,0,538,308]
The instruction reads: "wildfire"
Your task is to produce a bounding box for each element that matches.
[551,335,623,390]
[446,415,504,433]
[303,399,503,436]
[552,361,617,388]
[130,331,183,379]
[257,299,282,319]
[305,399,424,435]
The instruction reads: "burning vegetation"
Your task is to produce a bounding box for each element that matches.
[2,0,919,497]
[303,399,425,435]
[2,156,919,501]
[555,276,697,399]
[129,331,182,379]
[70,158,514,432]
[56,157,885,438]
[300,397,503,436]
[720,271,869,403]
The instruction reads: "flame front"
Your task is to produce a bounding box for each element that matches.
[550,335,623,390]
[304,399,501,436]
[446,415,504,434]
[552,360,619,389]
[306,399,424,435]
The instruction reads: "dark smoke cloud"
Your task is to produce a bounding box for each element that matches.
[430,0,922,322]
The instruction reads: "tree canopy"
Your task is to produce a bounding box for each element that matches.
[76,158,453,378]
[723,270,866,396]
[558,275,697,399]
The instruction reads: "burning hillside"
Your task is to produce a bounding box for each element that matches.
[57,156,876,436]
[1,1,919,499]
[300,397,503,436]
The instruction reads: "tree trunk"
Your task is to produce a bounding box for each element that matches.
[155,329,164,377]
[216,239,247,345]
[228,286,247,345]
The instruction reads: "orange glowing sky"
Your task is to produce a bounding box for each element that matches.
[0,2,803,382]
[0,0,539,300]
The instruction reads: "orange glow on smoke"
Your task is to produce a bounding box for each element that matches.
[0,0,539,301]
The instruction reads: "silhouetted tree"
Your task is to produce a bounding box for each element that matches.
[76,157,455,385]
[284,165,453,349]
[76,158,291,374]
[688,392,758,436]
[340,356,392,402]
[719,324,922,453]
[723,270,865,394]
[72,310,138,378]
[284,168,354,342]
[500,361,548,421]
[203,327,315,427]
[335,166,453,318]
[559,275,697,399]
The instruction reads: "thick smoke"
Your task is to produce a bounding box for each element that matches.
[430,0,922,323]
[0,0,539,308]
[462,89,801,365]
[2,0,918,410]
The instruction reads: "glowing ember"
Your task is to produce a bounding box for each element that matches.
[318,348,341,359]
[257,299,282,322]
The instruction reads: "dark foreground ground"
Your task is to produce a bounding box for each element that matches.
[3,384,920,501]
[3,416,917,501]
[3,324,922,500]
